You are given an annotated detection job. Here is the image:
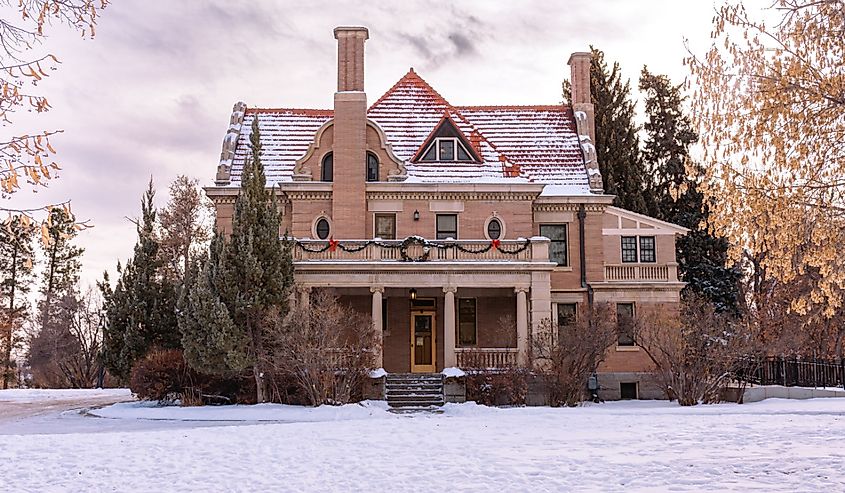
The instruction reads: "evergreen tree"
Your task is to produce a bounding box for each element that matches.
[0,216,36,388]
[639,68,740,312]
[179,118,294,402]
[564,47,650,214]
[39,208,84,332]
[101,180,180,381]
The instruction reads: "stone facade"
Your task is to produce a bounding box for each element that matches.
[206,26,689,400]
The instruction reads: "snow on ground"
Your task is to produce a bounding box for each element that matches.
[3,398,845,492]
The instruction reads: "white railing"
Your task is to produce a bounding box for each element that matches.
[455,348,519,369]
[604,263,678,282]
[293,238,547,263]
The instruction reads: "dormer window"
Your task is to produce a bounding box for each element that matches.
[420,137,474,162]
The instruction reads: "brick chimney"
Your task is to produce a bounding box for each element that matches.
[332,26,369,239]
[567,52,595,143]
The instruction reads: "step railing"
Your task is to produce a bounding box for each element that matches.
[455,348,519,369]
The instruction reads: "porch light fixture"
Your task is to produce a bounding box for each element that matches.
[409,288,417,300]
[413,209,420,221]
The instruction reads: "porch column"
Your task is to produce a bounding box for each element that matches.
[370,286,384,369]
[297,286,311,308]
[515,287,529,366]
[443,286,457,368]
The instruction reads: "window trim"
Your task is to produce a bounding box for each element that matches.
[373,213,397,240]
[639,236,656,263]
[436,213,458,240]
[313,216,332,240]
[484,215,505,241]
[321,152,333,182]
[420,137,475,162]
[539,223,569,267]
[621,235,657,263]
[457,297,477,347]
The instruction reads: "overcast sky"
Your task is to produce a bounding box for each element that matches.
[6,0,724,288]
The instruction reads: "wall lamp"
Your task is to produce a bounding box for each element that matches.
[409,288,418,300]
[413,209,420,221]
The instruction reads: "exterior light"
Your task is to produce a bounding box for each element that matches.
[413,210,420,221]
[409,288,417,300]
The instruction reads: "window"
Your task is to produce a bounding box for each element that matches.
[621,236,638,263]
[622,235,657,263]
[420,138,475,162]
[374,214,396,240]
[556,303,577,342]
[321,153,333,182]
[620,382,638,400]
[366,152,379,182]
[616,303,635,346]
[639,236,656,263]
[540,224,568,266]
[436,214,458,240]
[315,218,330,240]
[382,299,389,333]
[486,218,502,240]
[458,298,477,346]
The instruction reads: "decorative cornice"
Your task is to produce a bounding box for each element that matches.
[366,191,538,202]
[285,191,333,201]
[533,203,606,213]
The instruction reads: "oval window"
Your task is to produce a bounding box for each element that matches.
[487,218,502,240]
[315,218,330,239]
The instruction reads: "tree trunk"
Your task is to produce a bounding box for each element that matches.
[253,363,266,403]
[2,244,18,389]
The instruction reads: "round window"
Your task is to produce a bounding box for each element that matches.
[315,218,330,239]
[487,218,502,240]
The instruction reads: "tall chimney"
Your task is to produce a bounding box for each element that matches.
[332,26,369,239]
[567,52,595,143]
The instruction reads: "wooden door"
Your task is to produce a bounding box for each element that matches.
[411,311,436,372]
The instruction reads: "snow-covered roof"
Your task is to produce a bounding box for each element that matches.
[224,69,592,193]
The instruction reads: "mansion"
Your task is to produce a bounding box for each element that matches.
[206,27,687,401]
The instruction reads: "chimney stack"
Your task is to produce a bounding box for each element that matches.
[331,27,369,238]
[567,52,595,143]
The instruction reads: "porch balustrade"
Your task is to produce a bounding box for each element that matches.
[455,348,520,369]
[292,238,547,263]
[604,263,679,282]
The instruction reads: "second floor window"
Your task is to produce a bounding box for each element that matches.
[458,298,477,346]
[366,152,379,182]
[374,214,396,240]
[315,218,331,240]
[621,235,656,263]
[436,214,458,239]
[321,153,333,182]
[539,224,568,266]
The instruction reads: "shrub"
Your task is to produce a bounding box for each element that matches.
[465,367,528,406]
[129,349,191,403]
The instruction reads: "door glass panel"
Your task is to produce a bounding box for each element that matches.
[414,315,433,365]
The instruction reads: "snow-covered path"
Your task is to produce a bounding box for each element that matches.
[2,398,845,492]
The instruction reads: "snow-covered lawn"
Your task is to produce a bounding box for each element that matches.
[3,397,845,492]
[0,388,131,403]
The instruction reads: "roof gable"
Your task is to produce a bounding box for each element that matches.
[411,112,483,163]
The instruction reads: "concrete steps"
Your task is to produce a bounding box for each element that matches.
[385,373,444,408]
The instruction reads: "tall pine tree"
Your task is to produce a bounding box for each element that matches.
[179,118,294,403]
[0,216,36,388]
[39,208,84,332]
[564,47,650,214]
[639,68,740,312]
[101,180,180,381]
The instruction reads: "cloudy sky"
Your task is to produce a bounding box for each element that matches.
[6,0,724,288]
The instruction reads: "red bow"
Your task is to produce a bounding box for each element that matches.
[491,239,501,250]
[328,238,339,252]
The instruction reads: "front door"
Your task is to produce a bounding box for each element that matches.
[411,311,436,372]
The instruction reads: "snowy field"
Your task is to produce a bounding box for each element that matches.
[2,393,845,492]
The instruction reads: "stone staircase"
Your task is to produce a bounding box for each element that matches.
[385,373,444,409]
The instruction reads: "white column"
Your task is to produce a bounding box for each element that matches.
[516,287,529,366]
[529,271,553,368]
[443,286,457,368]
[371,286,384,369]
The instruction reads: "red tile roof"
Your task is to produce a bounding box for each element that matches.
[226,69,590,191]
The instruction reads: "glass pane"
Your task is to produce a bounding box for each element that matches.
[639,236,655,263]
[616,303,635,346]
[487,219,501,239]
[367,153,379,182]
[316,219,330,239]
[421,145,437,161]
[541,225,567,266]
[621,236,638,263]
[436,214,457,239]
[456,143,471,161]
[557,303,576,326]
[458,298,476,346]
[321,153,333,182]
[438,139,455,160]
[539,224,566,241]
[375,214,396,240]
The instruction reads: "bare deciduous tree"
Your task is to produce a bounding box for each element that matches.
[530,304,617,407]
[158,175,213,283]
[265,290,379,406]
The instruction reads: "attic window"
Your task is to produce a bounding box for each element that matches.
[420,138,475,162]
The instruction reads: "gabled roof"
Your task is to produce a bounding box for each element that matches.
[411,112,483,163]
[224,69,592,193]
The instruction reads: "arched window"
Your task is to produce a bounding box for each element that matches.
[486,218,502,240]
[366,152,379,182]
[321,153,333,182]
[315,218,331,239]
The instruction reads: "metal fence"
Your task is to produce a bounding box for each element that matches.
[737,357,845,389]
